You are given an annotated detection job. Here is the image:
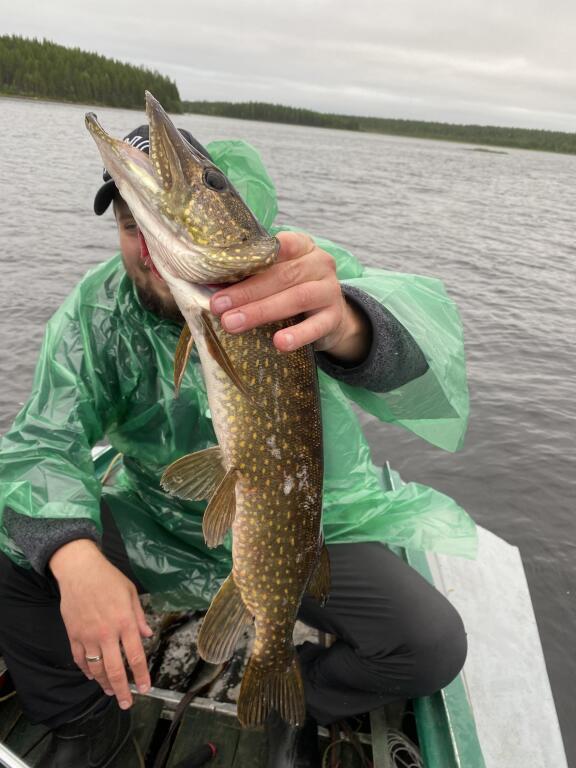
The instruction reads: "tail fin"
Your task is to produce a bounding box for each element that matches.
[237,653,305,727]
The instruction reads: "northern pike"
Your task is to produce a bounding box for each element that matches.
[85,92,329,727]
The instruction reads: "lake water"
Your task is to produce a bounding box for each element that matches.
[1,96,575,762]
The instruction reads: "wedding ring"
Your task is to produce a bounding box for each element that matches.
[85,654,103,663]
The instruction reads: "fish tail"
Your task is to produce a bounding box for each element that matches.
[237,652,306,727]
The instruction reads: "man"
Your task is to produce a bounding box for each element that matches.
[0,125,471,767]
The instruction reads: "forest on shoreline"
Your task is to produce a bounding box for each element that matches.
[182,100,576,155]
[2,35,575,154]
[0,35,181,111]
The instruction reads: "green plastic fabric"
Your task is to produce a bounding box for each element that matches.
[0,139,475,610]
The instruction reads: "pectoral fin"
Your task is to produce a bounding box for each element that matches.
[174,323,195,397]
[306,542,331,605]
[203,467,238,548]
[197,572,253,664]
[200,310,263,412]
[160,446,225,500]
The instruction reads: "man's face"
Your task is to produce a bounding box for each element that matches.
[114,196,183,323]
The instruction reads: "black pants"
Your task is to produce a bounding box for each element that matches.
[0,503,467,728]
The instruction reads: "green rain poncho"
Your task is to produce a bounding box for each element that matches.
[0,139,474,610]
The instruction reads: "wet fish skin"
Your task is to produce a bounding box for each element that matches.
[192,311,324,726]
[85,92,328,727]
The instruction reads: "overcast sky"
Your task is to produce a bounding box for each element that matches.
[3,0,576,131]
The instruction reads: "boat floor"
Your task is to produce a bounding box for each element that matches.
[0,689,378,767]
[0,609,390,767]
[0,692,269,767]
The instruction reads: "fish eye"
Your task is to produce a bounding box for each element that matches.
[203,169,228,192]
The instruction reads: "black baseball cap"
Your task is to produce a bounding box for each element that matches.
[93,124,211,215]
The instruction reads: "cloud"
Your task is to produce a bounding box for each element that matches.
[2,0,575,131]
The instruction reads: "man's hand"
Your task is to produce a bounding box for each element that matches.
[210,231,371,364]
[50,540,153,710]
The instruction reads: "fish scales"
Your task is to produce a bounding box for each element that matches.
[85,91,328,727]
[183,306,324,726]
[198,313,323,666]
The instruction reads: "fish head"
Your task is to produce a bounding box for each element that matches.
[85,91,279,286]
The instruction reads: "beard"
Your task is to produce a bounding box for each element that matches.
[135,282,185,324]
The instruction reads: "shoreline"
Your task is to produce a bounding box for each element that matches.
[0,91,152,112]
[3,92,574,157]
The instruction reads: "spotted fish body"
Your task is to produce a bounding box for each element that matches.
[86,92,328,727]
[185,309,324,726]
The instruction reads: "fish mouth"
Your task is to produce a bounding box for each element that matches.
[86,93,279,285]
[145,90,211,179]
[137,231,164,281]
[85,111,158,198]
[138,229,232,290]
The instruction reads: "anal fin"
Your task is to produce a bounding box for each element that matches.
[161,445,225,500]
[197,573,253,664]
[306,542,331,605]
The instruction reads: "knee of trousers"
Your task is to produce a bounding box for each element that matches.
[410,608,467,697]
[360,605,468,699]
